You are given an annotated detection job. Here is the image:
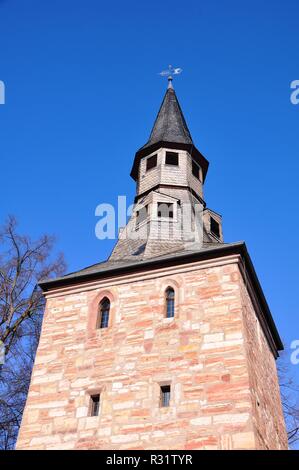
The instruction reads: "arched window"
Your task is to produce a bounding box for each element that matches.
[165,287,175,318]
[97,297,110,329]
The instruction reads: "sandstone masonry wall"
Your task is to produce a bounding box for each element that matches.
[239,274,288,449]
[16,258,286,450]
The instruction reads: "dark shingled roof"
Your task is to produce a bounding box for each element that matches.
[130,85,209,181]
[141,86,193,149]
[40,242,230,286]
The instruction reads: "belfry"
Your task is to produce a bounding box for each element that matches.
[17,78,287,450]
[110,75,222,261]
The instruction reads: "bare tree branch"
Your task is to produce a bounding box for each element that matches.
[0,215,66,449]
[278,352,299,447]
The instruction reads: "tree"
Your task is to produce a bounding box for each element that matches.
[0,216,65,449]
[278,354,299,448]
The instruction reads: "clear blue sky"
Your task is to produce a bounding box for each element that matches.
[0,0,298,379]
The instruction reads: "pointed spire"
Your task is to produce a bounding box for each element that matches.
[131,82,209,182]
[141,84,193,150]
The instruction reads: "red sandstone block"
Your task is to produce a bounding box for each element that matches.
[221,374,231,382]
[134,320,153,328]
[143,340,153,353]
[201,403,234,415]
[207,377,249,394]
[194,373,220,384]
[185,436,218,449]
[131,409,151,418]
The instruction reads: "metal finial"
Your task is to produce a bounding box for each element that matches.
[159,65,182,88]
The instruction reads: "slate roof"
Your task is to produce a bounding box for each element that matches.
[130,85,209,181]
[39,242,245,290]
[141,86,193,150]
[40,241,233,287]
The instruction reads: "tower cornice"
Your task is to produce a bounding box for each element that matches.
[134,183,206,207]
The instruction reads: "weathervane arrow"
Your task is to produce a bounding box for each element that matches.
[159,65,182,88]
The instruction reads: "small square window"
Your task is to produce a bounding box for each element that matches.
[89,394,100,417]
[192,160,201,180]
[157,202,174,219]
[165,152,179,166]
[160,385,171,407]
[146,154,157,171]
[210,217,220,238]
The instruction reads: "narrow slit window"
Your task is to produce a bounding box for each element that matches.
[97,297,110,329]
[192,160,201,180]
[157,202,174,219]
[146,154,157,171]
[160,385,171,407]
[165,287,175,318]
[89,394,100,416]
[165,152,179,166]
[210,217,220,238]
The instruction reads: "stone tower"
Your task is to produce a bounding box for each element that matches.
[17,79,287,450]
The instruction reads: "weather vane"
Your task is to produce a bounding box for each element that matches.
[159,65,182,88]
